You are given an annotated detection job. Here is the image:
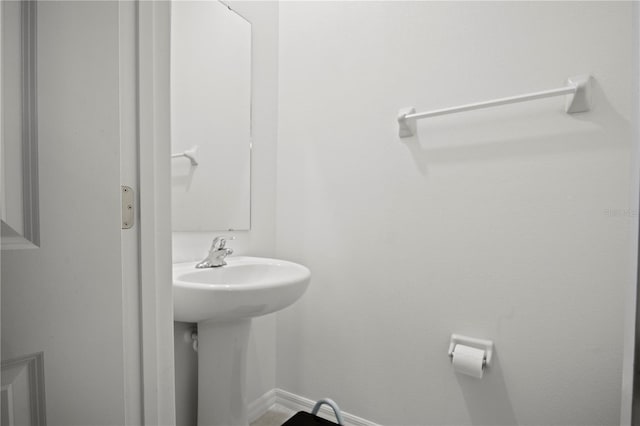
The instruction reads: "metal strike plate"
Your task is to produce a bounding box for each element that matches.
[121,186,134,229]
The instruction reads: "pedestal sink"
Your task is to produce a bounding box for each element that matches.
[173,256,311,426]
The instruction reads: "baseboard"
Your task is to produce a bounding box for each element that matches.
[249,388,381,426]
[248,388,278,423]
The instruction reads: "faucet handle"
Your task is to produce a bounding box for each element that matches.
[211,235,235,250]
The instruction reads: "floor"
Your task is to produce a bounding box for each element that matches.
[251,405,296,426]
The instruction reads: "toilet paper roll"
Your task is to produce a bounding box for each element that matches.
[452,344,485,379]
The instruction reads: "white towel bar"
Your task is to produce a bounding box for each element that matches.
[398,74,592,138]
[171,145,199,166]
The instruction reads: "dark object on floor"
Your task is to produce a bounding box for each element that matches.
[282,399,344,426]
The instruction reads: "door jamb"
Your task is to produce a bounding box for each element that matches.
[138,2,175,424]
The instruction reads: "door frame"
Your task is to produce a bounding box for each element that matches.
[138,1,176,424]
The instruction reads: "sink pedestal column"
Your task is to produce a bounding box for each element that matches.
[197,318,252,426]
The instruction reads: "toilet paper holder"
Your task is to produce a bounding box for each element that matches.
[447,334,494,368]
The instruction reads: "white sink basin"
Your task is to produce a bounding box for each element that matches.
[173,256,311,323]
[173,255,310,426]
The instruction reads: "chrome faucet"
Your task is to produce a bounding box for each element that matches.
[196,236,234,268]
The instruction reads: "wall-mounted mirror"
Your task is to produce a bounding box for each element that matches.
[1,0,40,249]
[171,0,251,232]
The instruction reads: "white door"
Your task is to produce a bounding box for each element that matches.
[1,2,175,425]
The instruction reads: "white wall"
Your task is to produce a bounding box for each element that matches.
[2,2,130,425]
[171,0,280,416]
[275,2,635,425]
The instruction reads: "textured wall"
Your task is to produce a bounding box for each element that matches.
[275,2,635,425]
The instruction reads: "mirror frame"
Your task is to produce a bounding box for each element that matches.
[1,0,40,250]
